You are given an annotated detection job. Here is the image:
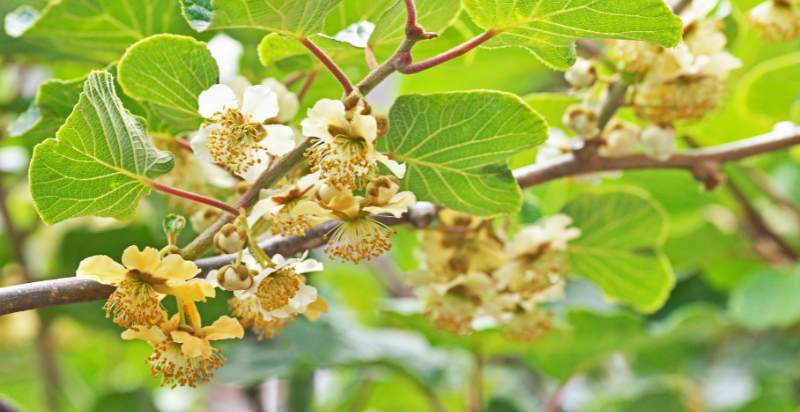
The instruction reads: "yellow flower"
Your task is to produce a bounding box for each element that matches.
[122,314,243,387]
[249,173,330,237]
[318,181,415,263]
[77,246,202,327]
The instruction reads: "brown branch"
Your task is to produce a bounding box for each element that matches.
[298,37,354,95]
[0,127,798,315]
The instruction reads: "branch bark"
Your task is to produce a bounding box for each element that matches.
[1,126,798,315]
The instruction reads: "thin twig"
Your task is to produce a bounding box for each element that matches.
[1,128,799,314]
[741,165,800,222]
[542,381,567,412]
[297,70,320,103]
[468,351,484,412]
[397,30,498,74]
[149,181,238,216]
[298,37,354,95]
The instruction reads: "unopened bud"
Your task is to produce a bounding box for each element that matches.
[565,59,598,89]
[641,125,676,161]
[748,0,800,42]
[213,223,247,254]
[215,263,255,291]
[190,207,220,232]
[366,175,400,206]
[601,121,640,157]
[375,115,389,136]
[563,105,600,138]
[162,214,186,245]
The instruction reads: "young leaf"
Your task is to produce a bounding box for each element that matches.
[563,189,675,313]
[180,0,342,36]
[29,71,174,224]
[379,91,547,217]
[461,0,683,69]
[117,34,219,135]
[6,0,191,63]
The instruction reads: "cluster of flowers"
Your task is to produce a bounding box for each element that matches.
[541,1,742,170]
[748,0,800,42]
[409,210,580,341]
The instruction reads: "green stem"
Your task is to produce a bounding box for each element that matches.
[288,369,315,412]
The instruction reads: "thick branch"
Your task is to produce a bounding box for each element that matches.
[1,127,798,315]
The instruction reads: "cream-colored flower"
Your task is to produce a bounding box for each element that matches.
[301,99,405,190]
[210,252,325,338]
[565,58,598,89]
[600,120,640,157]
[502,310,553,342]
[536,129,575,163]
[122,314,243,387]
[562,105,600,138]
[262,78,300,123]
[641,125,676,161]
[192,84,296,182]
[77,246,207,327]
[249,173,330,237]
[318,181,415,263]
[748,0,800,42]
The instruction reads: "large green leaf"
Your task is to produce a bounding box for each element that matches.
[7,77,83,146]
[29,71,174,224]
[730,266,800,330]
[368,0,460,51]
[379,91,547,216]
[461,0,683,69]
[5,0,191,63]
[735,52,800,126]
[563,189,675,313]
[117,34,219,135]
[180,0,342,36]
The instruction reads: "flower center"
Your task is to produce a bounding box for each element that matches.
[256,269,303,312]
[324,217,393,263]
[149,340,223,388]
[104,277,165,327]
[208,109,269,176]
[229,296,292,340]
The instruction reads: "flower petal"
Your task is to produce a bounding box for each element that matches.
[190,125,215,165]
[198,84,239,118]
[121,325,167,345]
[202,316,244,341]
[262,125,296,156]
[241,85,279,123]
[374,152,406,178]
[171,331,212,358]
[291,258,323,274]
[238,150,272,183]
[163,279,216,302]
[76,255,127,285]
[121,246,162,273]
[351,114,377,143]
[153,254,200,281]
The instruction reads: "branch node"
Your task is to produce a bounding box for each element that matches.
[692,160,725,190]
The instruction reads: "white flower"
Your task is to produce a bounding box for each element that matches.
[509,214,581,255]
[601,121,640,157]
[248,172,331,236]
[641,125,676,161]
[536,129,575,163]
[301,99,405,190]
[192,84,296,183]
[562,105,599,138]
[748,0,800,42]
[262,78,300,123]
[207,34,244,82]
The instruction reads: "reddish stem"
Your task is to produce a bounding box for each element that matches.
[175,138,194,152]
[283,72,305,87]
[297,70,320,102]
[398,30,497,74]
[299,37,354,94]
[149,181,238,216]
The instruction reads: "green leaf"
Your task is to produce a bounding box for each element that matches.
[368,0,461,50]
[563,189,675,313]
[523,93,580,129]
[6,0,191,63]
[735,52,800,126]
[730,266,800,330]
[379,91,547,216]
[117,34,219,135]
[8,77,83,146]
[180,0,342,36]
[461,0,683,69]
[29,71,174,224]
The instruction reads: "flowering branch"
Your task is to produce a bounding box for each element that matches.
[396,30,498,74]
[298,37,354,95]
[1,127,798,315]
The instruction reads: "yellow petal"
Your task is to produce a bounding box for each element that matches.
[76,255,127,285]
[121,325,166,345]
[121,246,162,273]
[171,331,212,358]
[153,254,200,281]
[202,316,244,341]
[305,297,329,322]
[162,279,216,302]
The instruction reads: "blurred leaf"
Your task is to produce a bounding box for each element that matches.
[117,34,219,135]
[735,52,800,125]
[7,77,83,148]
[564,189,675,313]
[90,390,157,412]
[29,71,174,224]
[523,93,580,129]
[180,0,342,35]
[730,266,800,330]
[379,91,547,216]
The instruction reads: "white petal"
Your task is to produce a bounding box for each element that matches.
[248,197,279,226]
[241,85,280,123]
[207,34,244,82]
[351,114,377,143]
[262,125,296,156]
[198,84,239,118]
[291,258,324,274]
[239,150,272,183]
[375,152,406,178]
[190,125,216,165]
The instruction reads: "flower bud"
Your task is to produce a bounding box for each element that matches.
[562,105,600,138]
[190,207,221,232]
[641,125,676,161]
[213,223,247,254]
[601,121,640,157]
[748,0,800,42]
[366,176,400,207]
[565,59,598,89]
[215,263,255,291]
[375,114,390,136]
[162,214,186,245]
